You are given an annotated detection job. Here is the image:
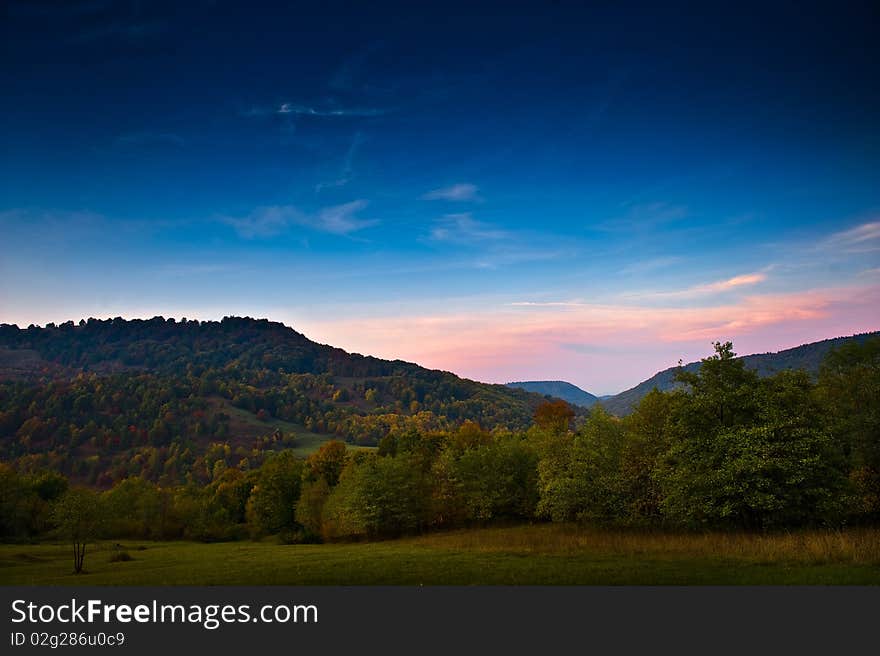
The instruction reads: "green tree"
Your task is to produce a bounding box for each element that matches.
[817,337,880,517]
[434,435,538,525]
[294,477,331,540]
[30,470,69,504]
[536,407,626,523]
[52,488,104,574]
[620,389,674,521]
[0,464,40,540]
[446,420,492,452]
[659,362,848,528]
[102,477,165,539]
[321,454,430,540]
[246,452,304,538]
[673,341,760,432]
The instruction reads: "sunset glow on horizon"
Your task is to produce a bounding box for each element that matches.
[2,3,878,394]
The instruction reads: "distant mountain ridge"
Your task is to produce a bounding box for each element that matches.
[505,380,599,408]
[600,331,880,416]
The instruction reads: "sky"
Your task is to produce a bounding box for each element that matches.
[1,1,879,394]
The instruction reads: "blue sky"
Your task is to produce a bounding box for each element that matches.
[1,1,879,393]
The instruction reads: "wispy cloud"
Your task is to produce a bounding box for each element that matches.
[618,256,682,275]
[222,207,292,239]
[157,264,242,278]
[759,217,880,283]
[471,248,571,270]
[693,272,767,293]
[599,201,688,232]
[505,286,850,345]
[423,212,576,269]
[625,271,768,301]
[509,301,586,307]
[314,200,377,234]
[422,183,480,202]
[276,102,385,117]
[428,213,509,244]
[314,178,351,192]
[242,101,387,122]
[222,200,377,239]
[316,131,364,192]
[821,220,880,253]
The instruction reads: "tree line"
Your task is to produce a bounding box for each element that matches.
[3,338,878,563]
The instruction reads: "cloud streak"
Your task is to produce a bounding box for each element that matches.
[241,102,387,120]
[625,271,768,301]
[428,213,509,244]
[316,131,364,192]
[222,200,377,238]
[693,272,767,293]
[276,103,385,117]
[618,256,682,275]
[423,211,578,270]
[422,183,480,202]
[599,201,688,232]
[822,220,880,253]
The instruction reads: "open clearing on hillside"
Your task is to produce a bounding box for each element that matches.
[2,524,879,585]
[210,399,374,457]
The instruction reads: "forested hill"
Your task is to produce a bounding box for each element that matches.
[601,331,880,416]
[0,316,436,379]
[0,316,555,485]
[505,381,598,408]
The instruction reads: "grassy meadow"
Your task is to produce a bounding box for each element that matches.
[2,524,879,586]
[217,401,375,457]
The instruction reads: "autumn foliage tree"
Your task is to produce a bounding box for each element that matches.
[305,440,348,487]
[533,400,574,434]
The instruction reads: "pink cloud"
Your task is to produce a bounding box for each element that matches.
[626,271,768,300]
[699,272,767,292]
[296,283,880,394]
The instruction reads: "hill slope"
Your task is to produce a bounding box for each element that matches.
[600,331,880,416]
[0,316,552,485]
[505,380,598,408]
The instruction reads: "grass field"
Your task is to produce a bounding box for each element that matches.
[214,400,374,457]
[2,524,879,585]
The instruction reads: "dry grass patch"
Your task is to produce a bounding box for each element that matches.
[409,524,880,565]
